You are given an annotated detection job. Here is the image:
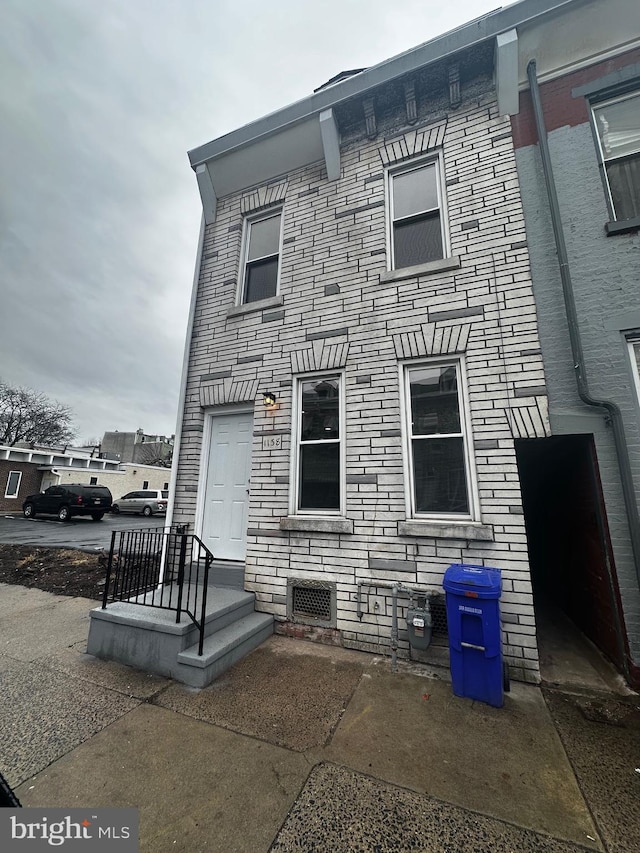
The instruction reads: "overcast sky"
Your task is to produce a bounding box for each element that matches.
[0,0,503,443]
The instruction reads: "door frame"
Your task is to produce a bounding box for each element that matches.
[195,404,255,553]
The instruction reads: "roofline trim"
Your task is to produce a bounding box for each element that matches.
[188,0,579,168]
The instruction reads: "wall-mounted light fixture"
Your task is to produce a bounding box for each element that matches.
[262,391,277,407]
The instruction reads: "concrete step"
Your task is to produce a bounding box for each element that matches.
[171,561,245,591]
[87,586,258,674]
[199,588,255,638]
[176,612,274,688]
[207,561,245,591]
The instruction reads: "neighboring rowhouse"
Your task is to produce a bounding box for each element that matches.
[169,2,570,683]
[0,444,121,512]
[55,463,170,501]
[508,0,640,683]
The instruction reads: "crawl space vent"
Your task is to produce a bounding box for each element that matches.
[288,579,336,627]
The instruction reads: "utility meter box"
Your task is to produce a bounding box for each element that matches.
[406,605,432,650]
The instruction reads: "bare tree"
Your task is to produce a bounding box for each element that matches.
[0,380,76,447]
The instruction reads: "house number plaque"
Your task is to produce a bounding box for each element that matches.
[262,435,282,451]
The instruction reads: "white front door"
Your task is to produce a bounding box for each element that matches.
[202,411,253,561]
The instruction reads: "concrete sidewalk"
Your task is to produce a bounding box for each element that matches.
[1,583,639,852]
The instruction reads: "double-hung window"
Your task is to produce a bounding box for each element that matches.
[4,471,22,499]
[388,158,447,269]
[240,209,282,304]
[295,375,342,513]
[628,337,640,406]
[592,91,640,222]
[404,361,474,518]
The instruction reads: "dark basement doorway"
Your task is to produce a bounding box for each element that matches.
[515,435,628,688]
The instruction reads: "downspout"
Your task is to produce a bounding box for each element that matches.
[164,213,206,538]
[527,60,640,673]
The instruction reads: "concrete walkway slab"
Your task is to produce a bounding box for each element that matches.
[322,668,602,849]
[0,594,94,662]
[2,585,636,853]
[39,645,170,700]
[17,703,311,853]
[0,657,139,787]
[544,689,640,853]
[156,642,364,751]
[0,582,63,616]
[271,763,594,853]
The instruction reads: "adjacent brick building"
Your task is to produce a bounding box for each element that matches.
[0,459,43,513]
[509,0,640,683]
[0,444,121,513]
[167,2,582,683]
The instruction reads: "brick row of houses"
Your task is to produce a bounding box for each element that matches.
[157,0,640,686]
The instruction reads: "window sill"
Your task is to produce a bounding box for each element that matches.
[380,256,461,283]
[398,520,494,541]
[226,295,283,318]
[605,216,640,236]
[280,516,353,534]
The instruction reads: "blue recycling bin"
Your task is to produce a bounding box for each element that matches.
[443,563,504,708]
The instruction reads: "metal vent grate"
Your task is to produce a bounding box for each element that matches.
[288,579,336,627]
[293,586,331,622]
[429,594,448,638]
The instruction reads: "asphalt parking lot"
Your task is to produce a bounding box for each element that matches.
[0,513,165,551]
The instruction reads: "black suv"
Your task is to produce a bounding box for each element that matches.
[23,484,113,522]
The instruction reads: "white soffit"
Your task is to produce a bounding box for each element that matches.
[207,116,325,200]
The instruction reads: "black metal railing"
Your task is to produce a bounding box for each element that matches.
[102,526,213,656]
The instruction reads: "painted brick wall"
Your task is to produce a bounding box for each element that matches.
[55,464,170,498]
[175,75,550,682]
[512,55,640,660]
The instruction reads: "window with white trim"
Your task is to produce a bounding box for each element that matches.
[403,361,475,518]
[388,157,448,269]
[628,337,640,405]
[592,90,640,222]
[294,375,342,513]
[4,470,22,499]
[240,209,282,304]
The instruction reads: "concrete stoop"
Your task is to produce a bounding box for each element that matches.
[86,586,274,688]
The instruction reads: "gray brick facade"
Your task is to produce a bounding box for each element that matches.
[174,60,551,684]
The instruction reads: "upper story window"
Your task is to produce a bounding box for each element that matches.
[294,375,343,514]
[628,337,640,406]
[403,360,476,519]
[388,157,448,269]
[592,91,640,222]
[240,209,282,304]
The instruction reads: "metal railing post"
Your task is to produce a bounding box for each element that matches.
[102,530,117,608]
[175,533,187,623]
[198,551,212,656]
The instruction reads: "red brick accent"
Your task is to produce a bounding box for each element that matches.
[628,661,640,690]
[0,461,44,513]
[511,48,640,149]
[275,621,343,647]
